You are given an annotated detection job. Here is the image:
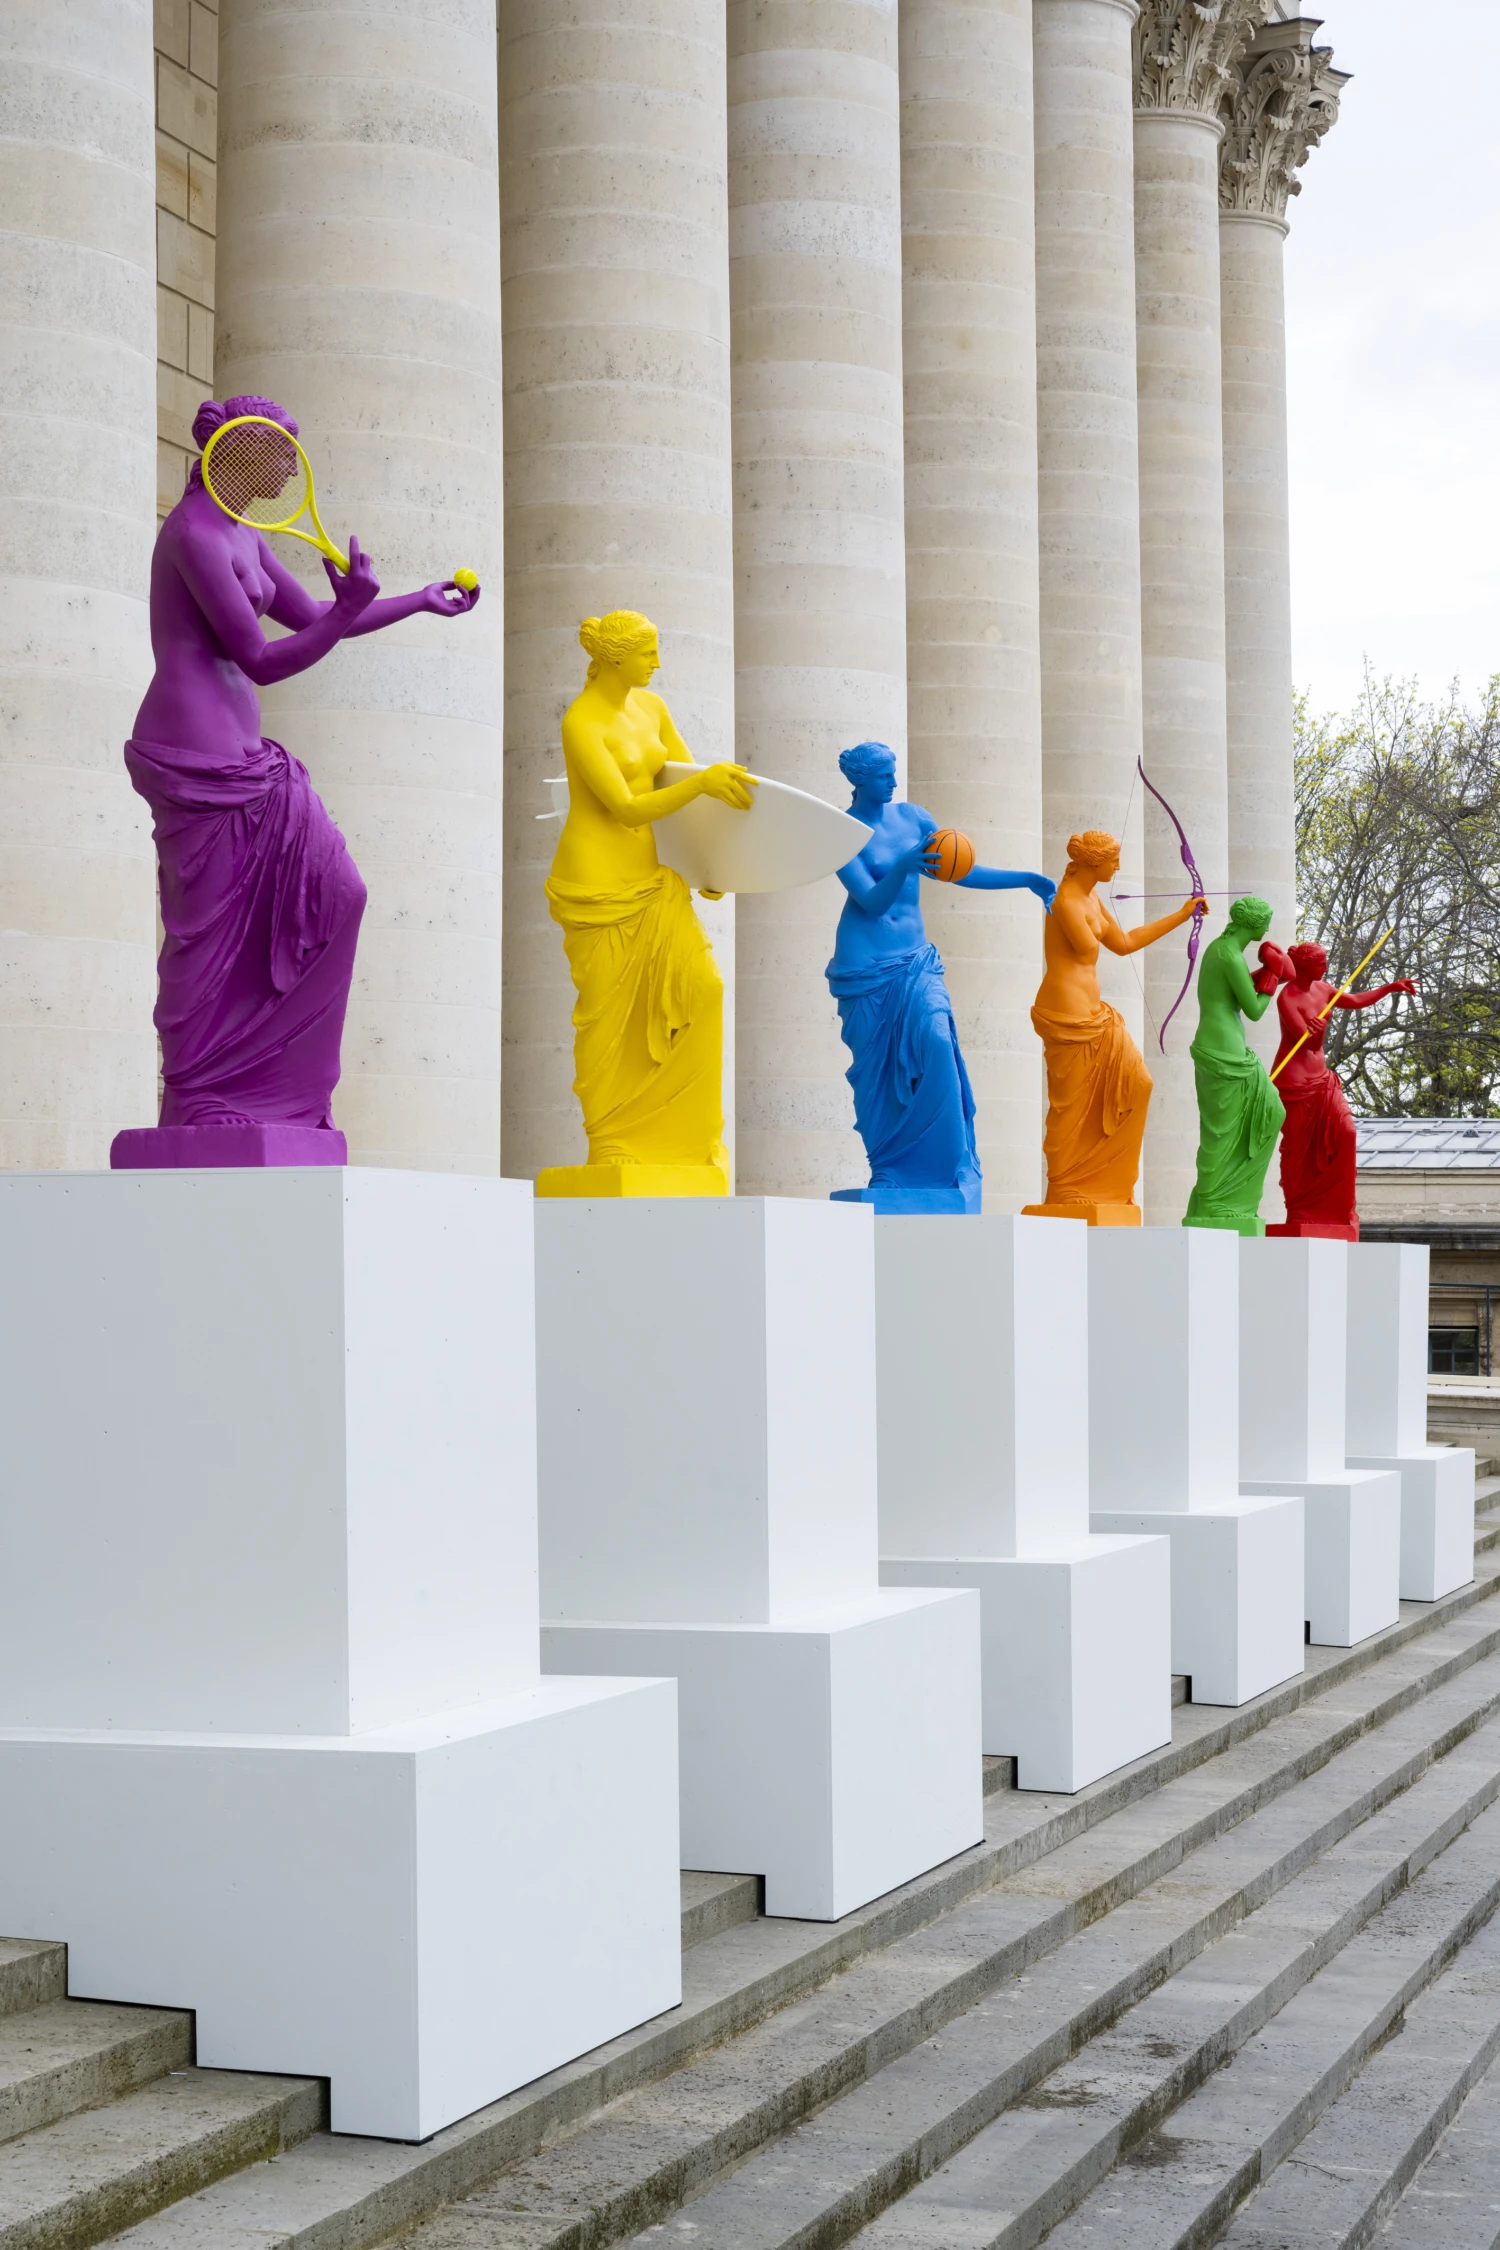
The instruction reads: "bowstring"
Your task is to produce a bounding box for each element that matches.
[1106,760,1162,1050]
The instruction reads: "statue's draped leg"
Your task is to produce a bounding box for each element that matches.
[1183,1042,1284,1235]
[1026,999,1150,1220]
[543,866,728,1187]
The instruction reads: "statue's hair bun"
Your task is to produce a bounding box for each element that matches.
[191,394,300,453]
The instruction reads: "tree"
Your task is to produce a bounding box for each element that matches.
[1294,673,1500,1116]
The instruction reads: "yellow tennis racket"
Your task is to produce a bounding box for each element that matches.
[201,414,479,595]
[202,414,351,571]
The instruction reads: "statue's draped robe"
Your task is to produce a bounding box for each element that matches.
[1184,1037,1285,1233]
[1031,997,1150,1208]
[827,941,981,1202]
[1279,1063,1358,1231]
[125,734,365,1130]
[546,864,728,1180]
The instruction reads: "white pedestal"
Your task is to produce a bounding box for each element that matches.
[536,1198,983,1919]
[544,1590,979,1920]
[881,1542,1168,1793]
[1087,1228,1306,1703]
[1239,1237,1402,1645]
[0,1170,681,2139]
[872,1214,1171,1788]
[1346,1241,1475,1600]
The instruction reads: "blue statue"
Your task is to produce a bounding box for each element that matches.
[827,741,1056,1214]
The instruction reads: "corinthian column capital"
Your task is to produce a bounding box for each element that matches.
[1134,0,1272,119]
[1219,17,1349,218]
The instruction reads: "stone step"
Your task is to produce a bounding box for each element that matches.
[99,1572,1500,2250]
[575,1707,1500,2250]
[844,1729,1500,2250]
[681,1874,762,1951]
[1216,1911,1500,2248]
[0,1953,63,2028]
[1031,1800,1500,2250]
[0,2000,189,2147]
[0,2069,323,2250]
[1377,2039,1500,2248]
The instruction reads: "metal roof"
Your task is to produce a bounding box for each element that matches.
[1357,1119,1500,1170]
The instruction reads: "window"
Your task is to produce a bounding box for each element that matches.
[1429,1327,1480,1376]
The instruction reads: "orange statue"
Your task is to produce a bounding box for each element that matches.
[1022,829,1204,1225]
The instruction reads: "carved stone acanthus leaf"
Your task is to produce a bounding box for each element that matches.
[1134,0,1274,119]
[1218,18,1348,218]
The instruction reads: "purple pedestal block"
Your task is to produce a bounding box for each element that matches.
[110,1125,348,1171]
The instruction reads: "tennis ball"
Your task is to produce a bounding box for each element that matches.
[453,567,478,592]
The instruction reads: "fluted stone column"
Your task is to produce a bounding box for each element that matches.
[730,0,908,1199]
[901,0,1044,1211]
[1132,0,1264,1224]
[1219,20,1346,1084]
[499,0,736,1180]
[216,0,504,1173]
[1032,0,1144,1049]
[0,1,158,1168]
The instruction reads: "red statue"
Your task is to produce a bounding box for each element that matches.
[1258,941,1416,1240]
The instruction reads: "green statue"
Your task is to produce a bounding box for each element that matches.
[1183,895,1285,1237]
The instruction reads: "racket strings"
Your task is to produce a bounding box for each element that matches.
[204,421,305,529]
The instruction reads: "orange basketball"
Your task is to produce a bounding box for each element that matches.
[927,827,975,882]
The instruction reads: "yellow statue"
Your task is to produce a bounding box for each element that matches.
[1022,828,1203,1225]
[536,611,757,1198]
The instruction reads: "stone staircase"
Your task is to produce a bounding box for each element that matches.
[4,1500,1500,2249]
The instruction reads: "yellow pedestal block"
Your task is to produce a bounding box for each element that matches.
[1020,1199,1141,1227]
[535,1164,729,1201]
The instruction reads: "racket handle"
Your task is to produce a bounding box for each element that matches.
[453,567,478,592]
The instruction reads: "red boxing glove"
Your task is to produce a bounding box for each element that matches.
[1253,940,1295,995]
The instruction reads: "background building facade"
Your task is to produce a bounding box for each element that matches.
[3,0,1346,1211]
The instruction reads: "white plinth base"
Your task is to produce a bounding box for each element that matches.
[880,1536,1171,1794]
[0,1676,679,2142]
[543,1589,982,1920]
[1089,1496,1305,1707]
[1242,1469,1403,1646]
[1347,1446,1476,1602]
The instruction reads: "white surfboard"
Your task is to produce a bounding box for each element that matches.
[537,766,871,895]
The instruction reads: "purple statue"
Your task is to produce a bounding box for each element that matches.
[111,396,479,1170]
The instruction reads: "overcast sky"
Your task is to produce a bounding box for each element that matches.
[1282,0,1500,717]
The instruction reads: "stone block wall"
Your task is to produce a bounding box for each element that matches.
[154,0,217,518]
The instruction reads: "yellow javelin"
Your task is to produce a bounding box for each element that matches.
[1269,925,1396,1084]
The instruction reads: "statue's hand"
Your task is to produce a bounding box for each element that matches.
[899,834,941,879]
[326,535,380,619]
[417,578,481,617]
[698,762,759,811]
[1027,872,1057,914]
[1180,896,1210,927]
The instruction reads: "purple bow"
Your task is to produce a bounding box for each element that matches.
[1136,756,1206,1052]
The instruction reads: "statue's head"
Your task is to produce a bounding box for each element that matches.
[838,741,897,801]
[189,396,299,496]
[1066,829,1120,881]
[579,611,660,687]
[1289,941,1328,983]
[1229,895,1274,943]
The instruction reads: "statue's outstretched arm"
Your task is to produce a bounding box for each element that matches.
[1336,979,1418,1011]
[956,865,1056,911]
[1099,897,1202,956]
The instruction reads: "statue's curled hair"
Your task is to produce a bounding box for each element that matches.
[1228,894,1272,934]
[188,396,298,486]
[1289,940,1327,977]
[579,611,657,679]
[1066,829,1118,876]
[838,740,895,787]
